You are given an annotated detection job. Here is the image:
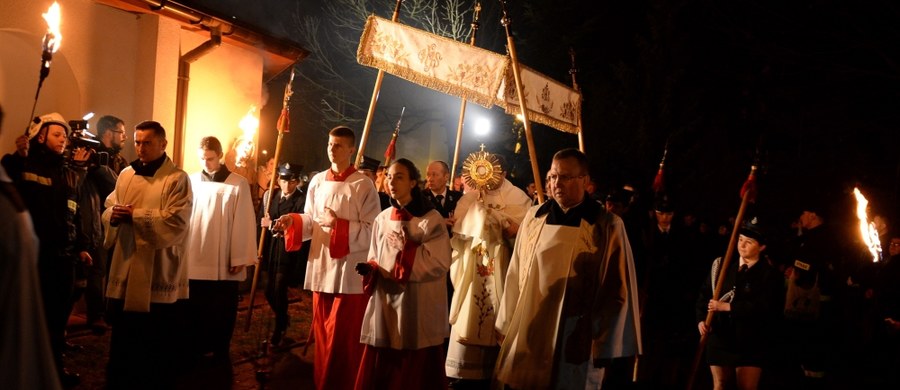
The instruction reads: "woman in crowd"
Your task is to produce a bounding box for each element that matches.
[696,218,785,390]
[354,158,451,389]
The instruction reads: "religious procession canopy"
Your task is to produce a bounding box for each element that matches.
[357,15,582,134]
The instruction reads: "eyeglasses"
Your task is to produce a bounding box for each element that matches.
[546,174,585,183]
[890,242,900,247]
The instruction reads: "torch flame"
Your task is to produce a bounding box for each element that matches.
[238,105,259,139]
[853,187,882,263]
[42,2,62,54]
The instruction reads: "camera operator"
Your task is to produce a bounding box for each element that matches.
[67,119,118,335]
[0,112,94,387]
[95,115,128,174]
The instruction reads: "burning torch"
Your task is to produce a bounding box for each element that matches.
[27,2,62,135]
[853,187,883,263]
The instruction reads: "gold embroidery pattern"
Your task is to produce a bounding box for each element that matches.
[472,243,495,338]
[357,16,508,108]
[560,99,578,122]
[537,83,554,114]
[418,43,442,74]
[473,243,495,277]
[372,31,410,68]
[449,63,495,89]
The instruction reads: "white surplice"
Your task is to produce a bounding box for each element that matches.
[185,172,257,281]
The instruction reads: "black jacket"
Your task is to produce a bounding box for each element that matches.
[423,187,462,218]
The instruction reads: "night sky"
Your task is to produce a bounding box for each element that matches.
[181,0,900,234]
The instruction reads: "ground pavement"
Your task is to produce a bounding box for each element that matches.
[64,288,315,390]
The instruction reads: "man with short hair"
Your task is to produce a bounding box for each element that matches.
[272,126,381,389]
[423,160,462,225]
[494,148,640,388]
[185,136,257,360]
[95,115,129,174]
[103,120,192,389]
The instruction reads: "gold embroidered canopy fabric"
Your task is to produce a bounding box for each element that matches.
[495,64,581,134]
[357,15,508,108]
[357,15,582,134]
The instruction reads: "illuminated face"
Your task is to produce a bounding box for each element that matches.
[40,124,68,154]
[547,157,587,209]
[278,177,300,195]
[425,161,449,193]
[387,163,416,205]
[799,211,818,229]
[198,148,222,173]
[655,211,674,228]
[737,234,765,260]
[375,169,386,191]
[889,238,900,257]
[134,129,167,163]
[327,135,354,167]
[109,122,127,148]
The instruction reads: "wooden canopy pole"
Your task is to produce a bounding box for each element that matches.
[450,2,483,186]
[568,48,585,153]
[355,0,404,167]
[499,0,544,203]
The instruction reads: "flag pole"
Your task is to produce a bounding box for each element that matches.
[685,162,759,390]
[245,68,296,333]
[450,2,483,186]
[383,107,405,166]
[499,0,544,203]
[633,140,671,382]
[568,48,585,153]
[356,0,404,168]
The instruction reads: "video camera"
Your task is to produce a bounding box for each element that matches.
[64,119,109,168]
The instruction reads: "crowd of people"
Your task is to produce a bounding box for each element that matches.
[2,110,899,390]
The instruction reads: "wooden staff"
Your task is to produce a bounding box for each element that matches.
[499,0,544,203]
[355,0,404,168]
[568,48,585,153]
[685,164,758,390]
[450,1,483,186]
[245,68,296,332]
[383,107,405,167]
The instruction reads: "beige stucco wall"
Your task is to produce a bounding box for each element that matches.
[0,0,147,161]
[0,0,264,172]
[180,30,263,175]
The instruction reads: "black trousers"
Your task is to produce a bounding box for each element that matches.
[37,252,75,375]
[265,262,293,331]
[106,299,190,390]
[187,279,240,357]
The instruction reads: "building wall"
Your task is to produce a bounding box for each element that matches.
[0,0,265,173]
[180,29,263,175]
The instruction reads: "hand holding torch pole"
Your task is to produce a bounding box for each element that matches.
[245,69,295,332]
